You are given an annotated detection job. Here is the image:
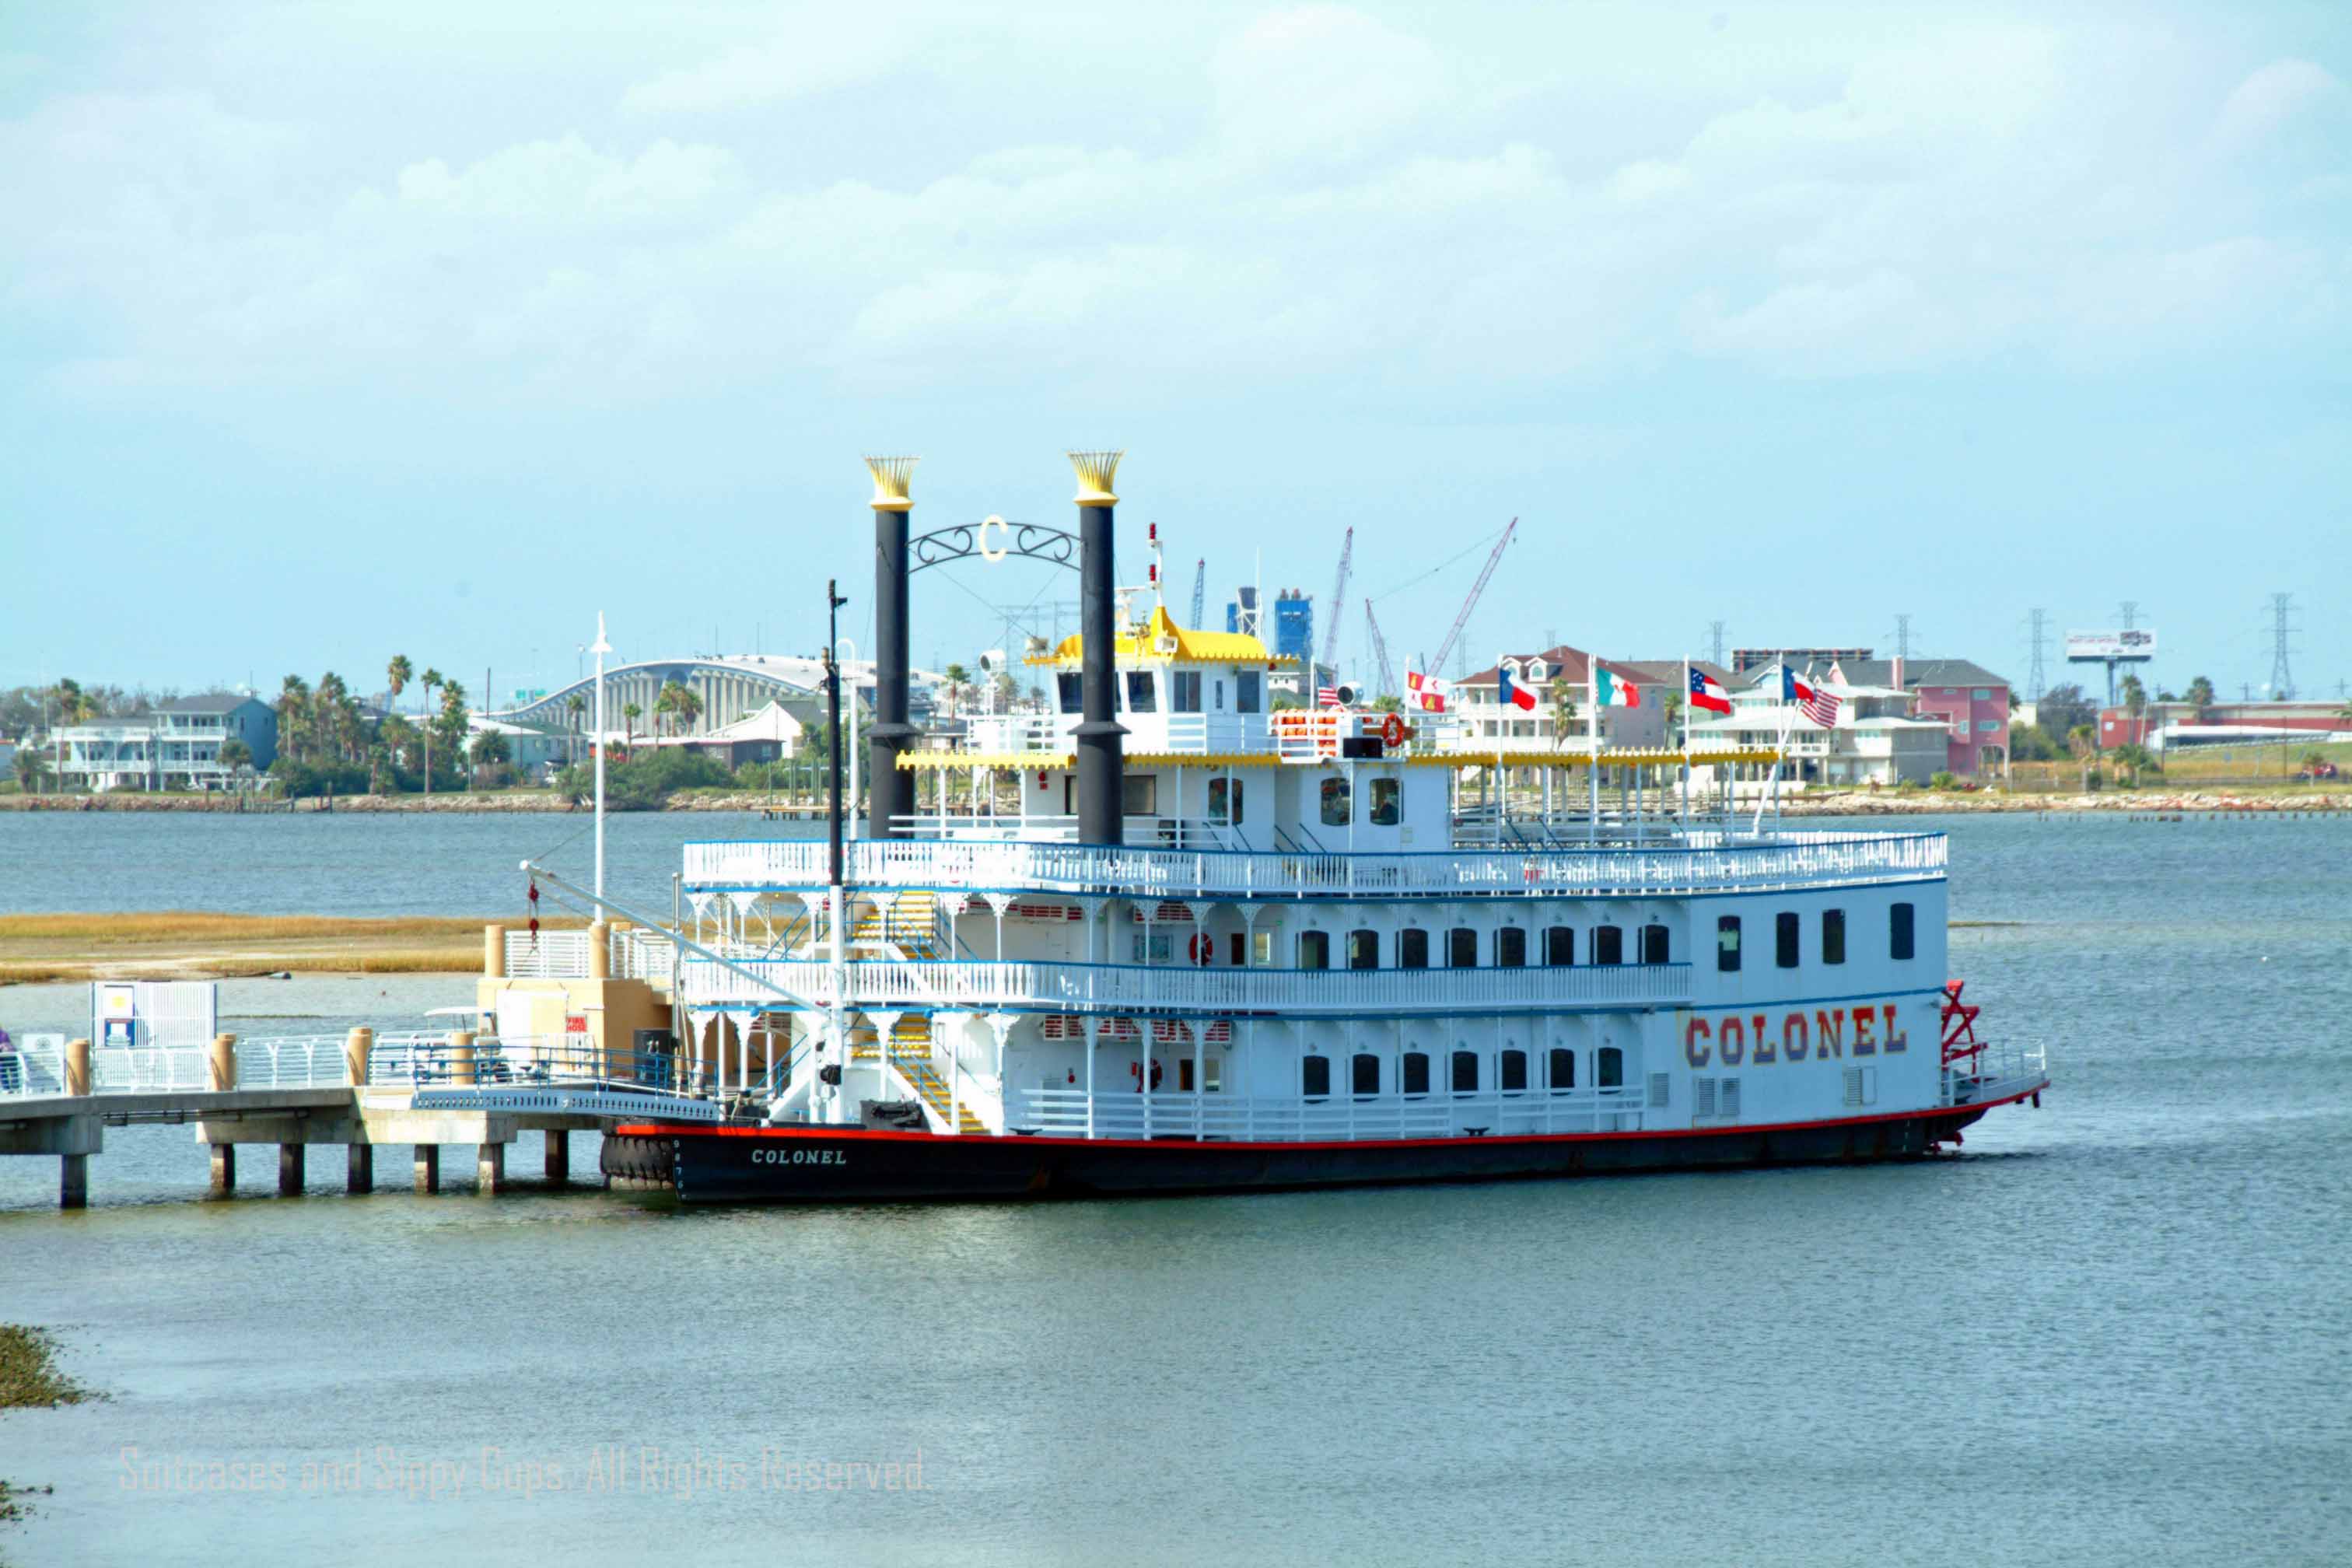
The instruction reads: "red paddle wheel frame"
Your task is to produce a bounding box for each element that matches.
[1940,979,1985,1069]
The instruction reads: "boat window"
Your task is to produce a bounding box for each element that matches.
[1402,1051,1430,1096]
[1640,923,1668,964]
[1252,930,1272,967]
[1822,908,1846,966]
[1125,671,1157,712]
[1207,776,1244,825]
[1549,1048,1574,1091]
[1346,929,1379,970]
[1544,926,1575,966]
[1496,926,1527,968]
[1451,1050,1479,1094]
[1500,1049,1528,1093]
[1716,915,1741,973]
[1213,679,1224,711]
[1593,925,1624,966]
[1598,1046,1623,1088]
[1447,927,1479,968]
[1297,929,1329,971]
[1776,912,1799,969]
[1369,776,1400,826]
[1320,775,1351,826]
[1890,901,1915,961]
[1237,669,1262,713]
[1172,671,1202,713]
[1398,928,1430,969]
[1057,672,1082,713]
[1122,774,1157,817]
[1352,1053,1380,1096]
[1302,1055,1331,1099]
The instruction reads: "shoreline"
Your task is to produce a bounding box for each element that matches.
[0,912,586,986]
[2,787,2345,817]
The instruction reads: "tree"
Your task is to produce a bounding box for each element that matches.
[218,737,252,779]
[1549,676,1578,740]
[419,668,444,796]
[2038,682,2095,738]
[14,746,54,792]
[378,713,418,781]
[2186,674,2215,711]
[387,654,412,715]
[942,663,971,719]
[622,702,642,745]
[470,729,512,788]
[565,692,586,765]
[2120,673,2147,718]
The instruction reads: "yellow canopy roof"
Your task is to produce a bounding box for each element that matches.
[1024,604,1286,669]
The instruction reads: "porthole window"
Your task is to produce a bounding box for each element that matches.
[1890,902,1916,961]
[1549,1048,1575,1091]
[1822,908,1846,966]
[1302,1055,1330,1098]
[1598,1046,1623,1089]
[1352,1053,1380,1096]
[1776,912,1800,969]
[1451,1050,1479,1094]
[1500,1049,1528,1093]
[1717,915,1741,973]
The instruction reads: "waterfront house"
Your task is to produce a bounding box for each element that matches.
[52,693,277,791]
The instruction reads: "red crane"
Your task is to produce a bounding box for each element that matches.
[1426,517,1517,677]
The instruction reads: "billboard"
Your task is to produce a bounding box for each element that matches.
[2065,629,2157,661]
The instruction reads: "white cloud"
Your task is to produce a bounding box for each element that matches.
[2213,58,2345,153]
[621,31,909,115]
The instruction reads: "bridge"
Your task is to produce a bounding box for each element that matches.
[0,1031,719,1209]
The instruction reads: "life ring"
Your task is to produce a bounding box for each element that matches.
[1381,712,1407,748]
[1187,933,1213,965]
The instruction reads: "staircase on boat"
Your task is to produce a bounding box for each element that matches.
[849,1014,985,1136]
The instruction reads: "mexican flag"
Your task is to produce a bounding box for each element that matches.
[1594,667,1641,707]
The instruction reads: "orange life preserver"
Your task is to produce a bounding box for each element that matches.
[1187,933,1213,965]
[1381,712,1407,748]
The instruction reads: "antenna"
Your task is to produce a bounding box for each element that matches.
[2025,609,2050,702]
[2267,593,2297,698]
[1892,614,1914,660]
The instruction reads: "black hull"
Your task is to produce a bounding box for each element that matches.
[617,1105,2003,1205]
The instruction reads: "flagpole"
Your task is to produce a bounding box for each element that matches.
[1680,656,1691,832]
[1587,656,1599,844]
[1752,653,1793,837]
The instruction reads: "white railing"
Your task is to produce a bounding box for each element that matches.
[684,830,1948,900]
[233,1035,352,1088]
[91,1045,210,1092]
[680,957,1691,1013]
[961,715,1066,753]
[1942,1041,2049,1108]
[611,926,679,982]
[1012,1087,1647,1141]
[0,1035,68,1097]
[506,929,593,978]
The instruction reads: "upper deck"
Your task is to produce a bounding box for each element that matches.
[683,828,1948,902]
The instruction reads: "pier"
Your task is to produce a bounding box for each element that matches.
[1,1027,714,1209]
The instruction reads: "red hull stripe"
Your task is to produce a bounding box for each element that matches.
[617,1080,2045,1151]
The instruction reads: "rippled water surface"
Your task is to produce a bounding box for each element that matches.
[2,812,2347,1566]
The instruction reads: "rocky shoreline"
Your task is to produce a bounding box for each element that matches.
[3,788,2343,817]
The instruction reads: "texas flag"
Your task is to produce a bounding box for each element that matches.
[1687,667,1732,715]
[1781,666,1841,728]
[1496,667,1538,712]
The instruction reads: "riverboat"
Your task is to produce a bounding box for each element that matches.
[604,453,2048,1201]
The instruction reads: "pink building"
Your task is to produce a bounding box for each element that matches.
[1825,659,2012,776]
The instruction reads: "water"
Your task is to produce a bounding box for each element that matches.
[3,813,2349,1566]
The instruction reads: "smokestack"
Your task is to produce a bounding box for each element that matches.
[1069,450,1127,845]
[865,455,918,838]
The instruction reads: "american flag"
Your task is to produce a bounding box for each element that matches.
[1798,670,1841,728]
[1315,684,1341,708]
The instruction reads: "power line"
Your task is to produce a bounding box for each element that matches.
[2024,608,2051,702]
[2117,600,2140,631]
[1892,614,1913,660]
[2268,593,2297,698]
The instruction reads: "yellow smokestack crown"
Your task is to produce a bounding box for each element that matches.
[865,455,919,512]
[1067,450,1123,506]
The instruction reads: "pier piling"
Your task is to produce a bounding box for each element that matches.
[345,1028,374,1192]
[278,1143,305,1195]
[210,1143,236,1195]
[65,1037,91,1097]
[61,1153,88,1209]
[347,1143,373,1194]
[415,1144,440,1194]
[478,1142,505,1193]
[544,1129,569,1185]
[211,1032,240,1192]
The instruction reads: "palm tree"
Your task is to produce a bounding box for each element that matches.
[565,693,586,766]
[15,747,55,792]
[387,654,412,717]
[674,685,704,736]
[2186,674,2215,711]
[420,668,443,795]
[622,702,642,747]
[277,676,311,763]
[2120,673,2147,718]
[1549,676,1578,744]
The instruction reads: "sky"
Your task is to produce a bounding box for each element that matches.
[3,0,2348,710]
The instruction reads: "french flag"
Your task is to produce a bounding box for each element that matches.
[1496,667,1538,712]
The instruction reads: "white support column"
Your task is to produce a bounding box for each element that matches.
[1083,1014,1097,1139]
[985,1011,1018,1134]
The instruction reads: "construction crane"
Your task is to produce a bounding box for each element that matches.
[1188,558,1206,628]
[1318,526,1354,677]
[1427,517,1516,678]
[1363,599,1398,703]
